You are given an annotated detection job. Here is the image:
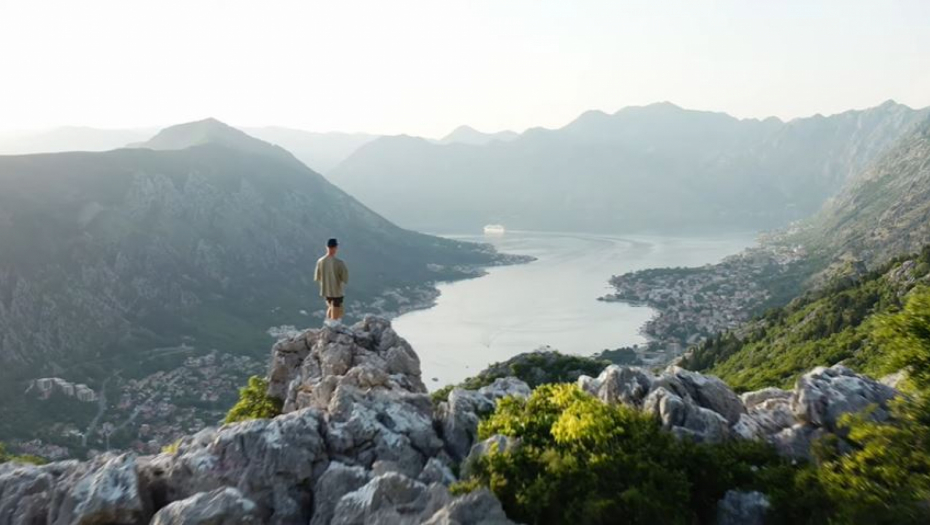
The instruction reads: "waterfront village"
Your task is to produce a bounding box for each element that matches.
[602,243,807,361]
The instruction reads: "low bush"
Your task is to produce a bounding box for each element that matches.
[225,376,282,424]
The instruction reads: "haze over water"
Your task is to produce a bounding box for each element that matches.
[394,231,756,389]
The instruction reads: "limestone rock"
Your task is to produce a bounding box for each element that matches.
[716,490,769,525]
[740,387,791,409]
[436,378,530,461]
[793,364,897,433]
[330,473,515,525]
[461,435,521,478]
[141,408,327,525]
[310,462,371,525]
[48,453,143,525]
[0,461,71,525]
[643,386,731,443]
[329,472,435,524]
[578,365,653,406]
[150,487,259,525]
[654,366,745,425]
[420,488,515,525]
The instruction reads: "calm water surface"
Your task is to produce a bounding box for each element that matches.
[394,231,755,389]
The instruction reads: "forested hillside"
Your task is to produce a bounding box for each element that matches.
[680,246,930,391]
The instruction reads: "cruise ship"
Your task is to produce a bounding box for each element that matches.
[483,224,506,234]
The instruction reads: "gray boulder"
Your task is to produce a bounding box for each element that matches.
[716,490,769,525]
[150,488,259,525]
[578,365,654,406]
[330,473,515,525]
[643,386,731,443]
[420,489,515,525]
[0,461,73,525]
[310,462,371,525]
[654,367,746,425]
[461,435,521,478]
[793,364,897,433]
[769,424,831,460]
[141,408,328,525]
[329,472,435,525]
[436,377,530,461]
[740,387,792,409]
[47,453,143,525]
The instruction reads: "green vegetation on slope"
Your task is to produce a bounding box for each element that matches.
[0,443,45,465]
[456,286,930,524]
[459,383,827,524]
[680,246,930,391]
[431,351,609,406]
[809,288,930,524]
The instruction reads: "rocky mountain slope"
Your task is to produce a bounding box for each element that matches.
[791,115,930,270]
[329,101,928,233]
[0,317,902,524]
[0,120,514,452]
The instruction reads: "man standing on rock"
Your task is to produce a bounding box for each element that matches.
[315,238,349,327]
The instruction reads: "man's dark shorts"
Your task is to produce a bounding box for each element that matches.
[326,297,344,308]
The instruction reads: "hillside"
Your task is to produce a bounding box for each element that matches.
[0,120,512,454]
[329,101,928,233]
[789,115,930,270]
[680,246,930,391]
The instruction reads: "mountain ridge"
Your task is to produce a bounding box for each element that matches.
[330,101,929,233]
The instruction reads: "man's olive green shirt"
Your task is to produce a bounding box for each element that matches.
[315,255,349,298]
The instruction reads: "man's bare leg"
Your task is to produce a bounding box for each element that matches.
[334,305,344,322]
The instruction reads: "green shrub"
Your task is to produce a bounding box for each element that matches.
[811,398,930,525]
[876,286,930,391]
[225,376,282,424]
[465,384,818,524]
[0,442,45,465]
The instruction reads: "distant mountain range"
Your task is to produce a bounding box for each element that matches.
[329,101,929,233]
[0,126,157,155]
[0,125,379,174]
[0,119,504,386]
[0,124,522,174]
[438,125,519,146]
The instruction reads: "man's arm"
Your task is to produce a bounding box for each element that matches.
[340,261,349,284]
[314,260,322,282]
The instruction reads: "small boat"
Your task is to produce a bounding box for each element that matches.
[483,224,506,235]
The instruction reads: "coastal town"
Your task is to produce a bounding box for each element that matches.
[602,244,807,361]
[13,351,264,460]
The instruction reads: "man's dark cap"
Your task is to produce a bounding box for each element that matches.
[327,238,339,248]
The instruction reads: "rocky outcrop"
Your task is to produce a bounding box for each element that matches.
[435,378,531,461]
[579,363,899,456]
[0,318,904,524]
[0,318,516,525]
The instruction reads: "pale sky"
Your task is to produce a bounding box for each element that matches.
[2,0,929,137]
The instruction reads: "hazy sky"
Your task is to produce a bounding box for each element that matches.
[2,0,929,137]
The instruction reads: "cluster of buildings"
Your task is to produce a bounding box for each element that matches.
[26,377,98,403]
[605,245,804,355]
[109,351,265,454]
